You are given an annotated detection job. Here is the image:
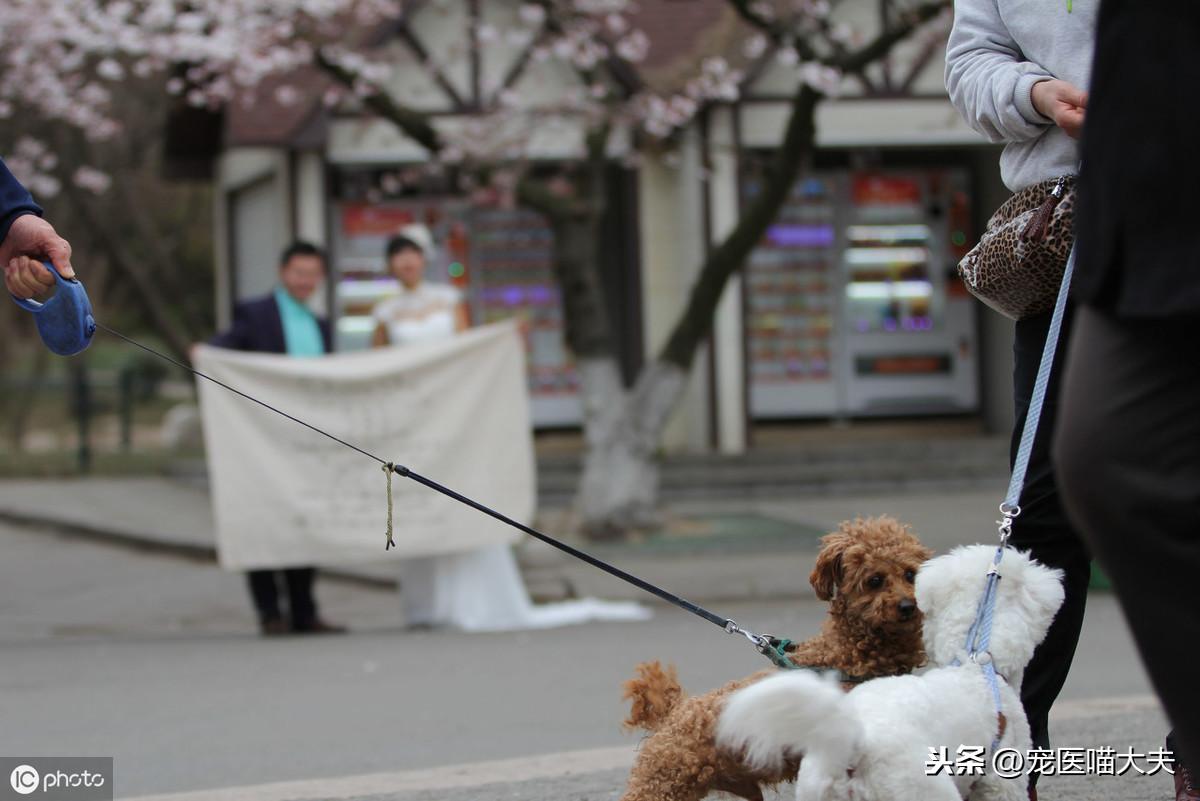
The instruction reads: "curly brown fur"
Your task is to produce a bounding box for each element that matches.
[623,662,685,731]
[620,516,933,801]
[791,516,933,679]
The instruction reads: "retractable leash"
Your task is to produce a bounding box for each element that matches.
[959,242,1077,748]
[11,262,796,669]
[11,262,96,356]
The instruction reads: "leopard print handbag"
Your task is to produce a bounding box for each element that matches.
[957,175,1075,320]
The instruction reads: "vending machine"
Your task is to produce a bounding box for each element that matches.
[745,175,840,417]
[466,206,581,427]
[839,171,978,415]
[745,167,978,419]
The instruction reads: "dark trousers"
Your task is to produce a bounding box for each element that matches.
[1008,309,1092,783]
[1055,307,1200,766]
[247,568,318,629]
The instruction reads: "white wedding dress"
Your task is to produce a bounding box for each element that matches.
[376,283,651,632]
[398,547,650,632]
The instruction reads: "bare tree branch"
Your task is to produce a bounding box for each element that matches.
[726,0,821,62]
[726,0,949,75]
[659,84,821,369]
[394,22,471,111]
[530,0,645,97]
[314,49,443,153]
[65,190,194,361]
[107,178,207,340]
[837,0,950,74]
[515,176,572,223]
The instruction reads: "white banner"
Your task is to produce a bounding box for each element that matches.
[194,322,531,570]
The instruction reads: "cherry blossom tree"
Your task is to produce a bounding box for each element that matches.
[1,0,951,534]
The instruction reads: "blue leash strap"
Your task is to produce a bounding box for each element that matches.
[1002,241,1078,520]
[963,241,1077,749]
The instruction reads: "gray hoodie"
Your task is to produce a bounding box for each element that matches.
[945,0,1097,192]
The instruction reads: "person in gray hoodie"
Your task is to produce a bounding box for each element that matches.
[945,3,1095,798]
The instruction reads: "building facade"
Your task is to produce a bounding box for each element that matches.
[202,0,1017,454]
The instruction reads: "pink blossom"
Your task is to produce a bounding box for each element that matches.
[275,85,301,106]
[72,166,113,194]
[743,34,768,60]
[615,30,648,63]
[0,0,941,177]
[799,62,842,95]
[518,4,546,27]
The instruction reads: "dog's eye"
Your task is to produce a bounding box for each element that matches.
[867,574,884,589]
[904,570,916,583]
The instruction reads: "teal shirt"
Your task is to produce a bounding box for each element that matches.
[273,286,325,357]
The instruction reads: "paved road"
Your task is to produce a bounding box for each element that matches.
[0,519,1172,801]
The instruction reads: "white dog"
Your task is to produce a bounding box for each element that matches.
[716,545,1064,801]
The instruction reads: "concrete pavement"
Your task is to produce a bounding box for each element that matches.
[0,475,1020,604]
[1,524,1169,801]
[0,477,1173,801]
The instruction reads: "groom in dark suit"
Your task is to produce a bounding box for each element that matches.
[210,241,344,635]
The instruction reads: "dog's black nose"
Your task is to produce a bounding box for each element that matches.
[898,599,917,619]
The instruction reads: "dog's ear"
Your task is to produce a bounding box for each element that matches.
[810,532,852,600]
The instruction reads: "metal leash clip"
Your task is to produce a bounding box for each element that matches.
[996,502,1021,547]
[726,620,766,649]
[10,262,95,356]
[726,620,795,668]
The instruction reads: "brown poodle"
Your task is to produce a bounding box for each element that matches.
[620,516,933,801]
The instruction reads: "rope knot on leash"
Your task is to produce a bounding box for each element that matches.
[383,462,395,551]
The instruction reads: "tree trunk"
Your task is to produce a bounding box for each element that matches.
[542,208,636,536]
[517,132,654,537]
[577,359,687,537]
[578,84,822,535]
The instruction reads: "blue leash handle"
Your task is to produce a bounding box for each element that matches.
[10,261,96,356]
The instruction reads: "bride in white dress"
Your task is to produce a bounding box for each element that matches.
[371,224,649,632]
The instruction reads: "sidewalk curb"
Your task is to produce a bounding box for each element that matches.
[0,506,820,605]
[0,508,398,591]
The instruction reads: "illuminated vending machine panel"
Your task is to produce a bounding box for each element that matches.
[466,207,581,427]
[839,171,978,415]
[745,175,840,418]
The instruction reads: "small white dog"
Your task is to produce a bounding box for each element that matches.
[716,545,1064,801]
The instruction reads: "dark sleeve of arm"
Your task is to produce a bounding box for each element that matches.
[208,303,255,350]
[0,156,43,246]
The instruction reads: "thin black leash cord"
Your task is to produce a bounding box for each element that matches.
[394,463,728,629]
[92,322,784,653]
